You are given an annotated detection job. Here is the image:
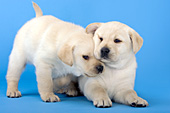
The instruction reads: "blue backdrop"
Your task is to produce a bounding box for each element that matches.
[0,0,170,113]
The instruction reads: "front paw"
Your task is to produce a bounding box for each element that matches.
[7,90,21,98]
[93,97,112,108]
[129,97,148,107]
[41,93,60,102]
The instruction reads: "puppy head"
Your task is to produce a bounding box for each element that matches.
[58,32,104,77]
[86,22,143,65]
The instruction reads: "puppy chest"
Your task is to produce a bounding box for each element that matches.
[51,60,79,78]
[103,74,135,99]
[52,63,73,78]
[103,77,116,91]
[100,72,128,95]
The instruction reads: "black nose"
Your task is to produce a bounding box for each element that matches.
[101,47,110,58]
[96,65,103,73]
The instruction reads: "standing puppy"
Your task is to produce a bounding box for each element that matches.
[79,22,148,107]
[6,2,104,102]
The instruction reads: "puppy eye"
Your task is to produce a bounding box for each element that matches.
[114,39,122,43]
[82,55,89,60]
[99,37,103,42]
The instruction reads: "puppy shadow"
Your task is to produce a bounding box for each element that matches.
[21,90,39,97]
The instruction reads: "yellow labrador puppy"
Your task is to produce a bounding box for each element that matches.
[6,2,104,102]
[78,22,148,107]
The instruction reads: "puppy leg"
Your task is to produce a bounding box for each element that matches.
[63,81,79,97]
[84,80,112,108]
[6,50,26,98]
[53,75,71,93]
[53,75,79,97]
[36,63,60,102]
[114,89,148,107]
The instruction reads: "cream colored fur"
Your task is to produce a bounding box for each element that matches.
[6,2,104,102]
[53,74,79,97]
[78,22,148,107]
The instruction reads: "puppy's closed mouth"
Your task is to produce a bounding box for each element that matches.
[100,54,110,62]
[84,73,96,77]
[100,58,111,63]
[102,56,108,59]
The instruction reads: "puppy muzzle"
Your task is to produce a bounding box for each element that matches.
[96,65,104,74]
[101,47,110,59]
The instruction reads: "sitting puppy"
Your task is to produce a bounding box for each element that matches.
[78,22,148,107]
[6,2,104,102]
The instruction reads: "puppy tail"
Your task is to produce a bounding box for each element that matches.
[32,1,43,17]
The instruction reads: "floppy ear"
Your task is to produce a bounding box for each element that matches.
[57,43,74,66]
[86,23,102,34]
[129,29,143,54]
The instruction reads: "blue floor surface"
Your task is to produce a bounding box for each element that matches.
[0,66,170,113]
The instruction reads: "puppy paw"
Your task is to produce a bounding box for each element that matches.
[93,97,112,108]
[56,89,65,94]
[7,90,21,98]
[58,82,79,97]
[41,93,60,102]
[65,88,78,97]
[57,87,79,97]
[129,97,148,107]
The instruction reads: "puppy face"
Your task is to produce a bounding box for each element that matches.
[86,22,143,65]
[58,33,104,77]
